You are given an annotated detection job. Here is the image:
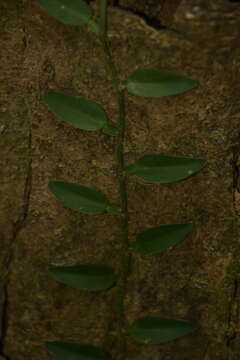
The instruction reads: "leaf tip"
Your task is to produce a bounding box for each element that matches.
[48,180,57,192]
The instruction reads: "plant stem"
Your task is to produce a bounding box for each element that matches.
[99,0,108,37]
[98,1,131,359]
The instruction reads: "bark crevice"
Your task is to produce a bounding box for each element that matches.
[0,129,32,360]
[226,279,240,358]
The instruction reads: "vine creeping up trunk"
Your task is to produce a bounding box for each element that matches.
[35,0,206,359]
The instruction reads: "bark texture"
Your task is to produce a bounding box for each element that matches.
[1,0,240,359]
[115,0,182,27]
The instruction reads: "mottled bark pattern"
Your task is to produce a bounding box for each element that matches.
[118,0,182,26]
[1,0,240,359]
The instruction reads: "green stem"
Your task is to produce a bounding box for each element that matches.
[98,1,131,359]
[99,0,108,37]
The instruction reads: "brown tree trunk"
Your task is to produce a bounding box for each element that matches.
[1,0,240,359]
[118,0,182,26]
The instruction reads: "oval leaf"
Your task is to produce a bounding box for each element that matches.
[132,223,194,255]
[43,91,107,131]
[36,0,92,26]
[44,342,111,360]
[127,316,198,344]
[48,264,117,291]
[123,69,198,97]
[124,155,206,183]
[48,181,118,214]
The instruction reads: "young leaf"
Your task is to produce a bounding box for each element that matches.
[44,341,111,360]
[132,223,194,255]
[124,155,206,183]
[127,316,199,344]
[48,181,117,214]
[123,69,198,97]
[43,91,107,131]
[48,264,117,291]
[36,0,92,26]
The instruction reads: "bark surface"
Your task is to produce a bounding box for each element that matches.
[1,0,240,359]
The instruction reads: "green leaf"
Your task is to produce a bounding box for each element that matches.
[48,264,117,291]
[106,203,122,214]
[123,69,198,97]
[102,122,119,136]
[43,91,107,131]
[132,223,194,255]
[48,181,117,214]
[36,0,92,26]
[44,342,111,360]
[88,19,101,34]
[124,155,206,183]
[127,316,199,344]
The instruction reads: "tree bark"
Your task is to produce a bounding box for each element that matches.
[1,0,240,359]
[118,0,182,26]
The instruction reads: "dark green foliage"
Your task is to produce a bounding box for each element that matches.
[37,1,205,358]
[44,342,111,360]
[48,264,117,291]
[48,181,120,214]
[127,316,199,344]
[43,91,108,131]
[123,69,198,97]
[36,0,92,26]
[132,223,194,255]
[124,155,206,183]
